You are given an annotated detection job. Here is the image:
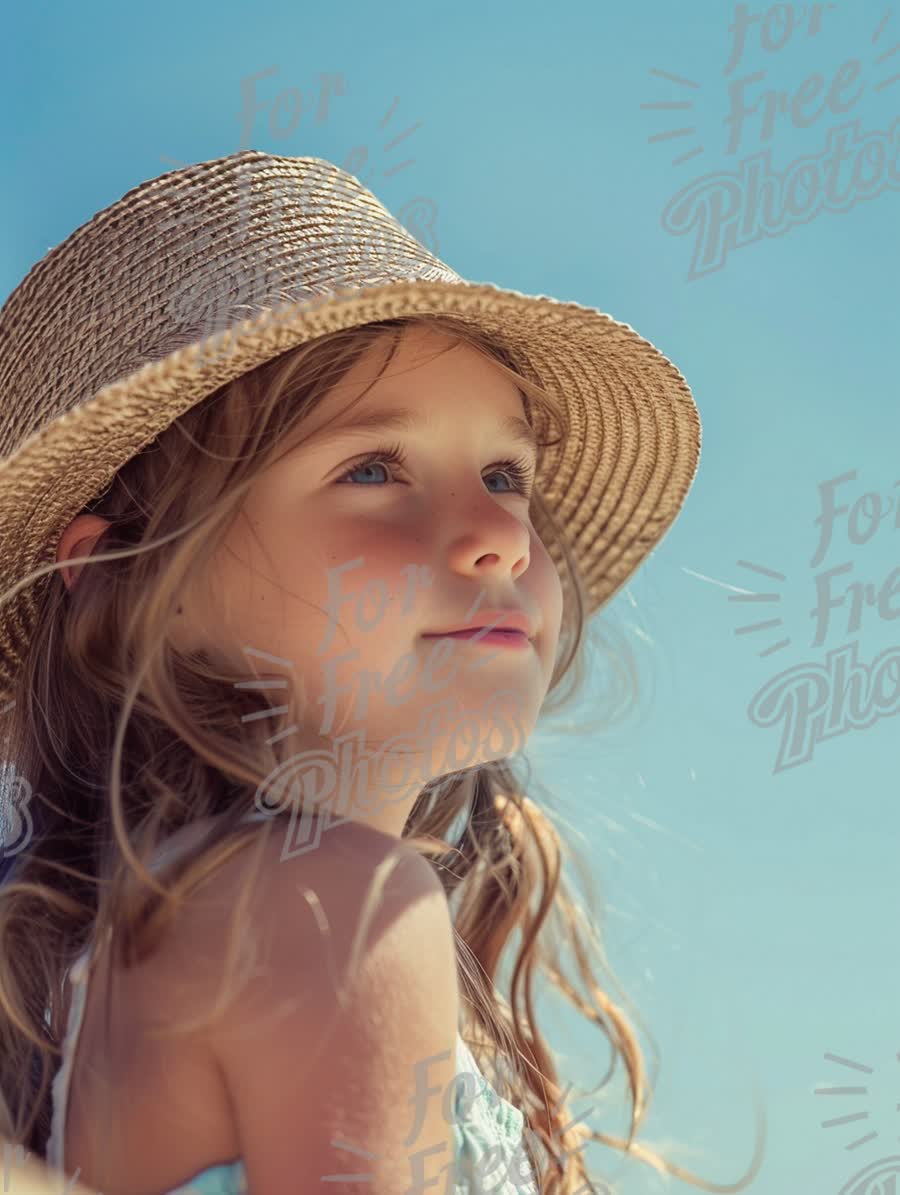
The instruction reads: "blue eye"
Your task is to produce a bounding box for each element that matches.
[335,441,535,496]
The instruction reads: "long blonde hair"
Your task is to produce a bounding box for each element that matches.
[0,313,765,1193]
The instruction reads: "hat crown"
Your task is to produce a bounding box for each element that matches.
[0,149,460,461]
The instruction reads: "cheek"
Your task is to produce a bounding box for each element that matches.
[310,527,433,635]
[316,513,423,567]
[530,535,564,639]
[531,529,562,598]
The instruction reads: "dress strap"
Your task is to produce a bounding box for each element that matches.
[44,946,93,1180]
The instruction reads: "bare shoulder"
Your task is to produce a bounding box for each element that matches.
[143,816,455,1029]
[220,816,457,1011]
[188,818,462,1193]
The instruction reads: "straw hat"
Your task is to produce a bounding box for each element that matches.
[0,149,701,705]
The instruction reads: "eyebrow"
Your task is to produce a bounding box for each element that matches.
[309,404,539,459]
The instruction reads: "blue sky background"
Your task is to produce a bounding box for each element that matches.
[2,2,899,1191]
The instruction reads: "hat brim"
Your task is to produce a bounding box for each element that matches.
[0,277,701,701]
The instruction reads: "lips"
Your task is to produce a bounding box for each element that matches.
[422,609,534,638]
[425,628,527,640]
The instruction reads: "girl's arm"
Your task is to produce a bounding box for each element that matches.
[206,834,461,1194]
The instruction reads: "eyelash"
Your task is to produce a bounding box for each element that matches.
[335,440,536,496]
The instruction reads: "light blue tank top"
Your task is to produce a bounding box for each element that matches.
[43,814,539,1194]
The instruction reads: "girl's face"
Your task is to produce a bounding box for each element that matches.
[181,325,564,841]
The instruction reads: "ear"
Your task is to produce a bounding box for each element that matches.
[56,514,112,591]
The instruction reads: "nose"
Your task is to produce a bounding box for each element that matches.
[441,483,532,580]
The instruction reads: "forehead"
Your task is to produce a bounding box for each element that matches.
[302,401,539,463]
[301,327,531,442]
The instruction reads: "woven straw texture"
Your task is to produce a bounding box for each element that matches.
[0,150,701,705]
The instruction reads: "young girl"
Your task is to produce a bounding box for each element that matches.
[0,151,765,1194]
